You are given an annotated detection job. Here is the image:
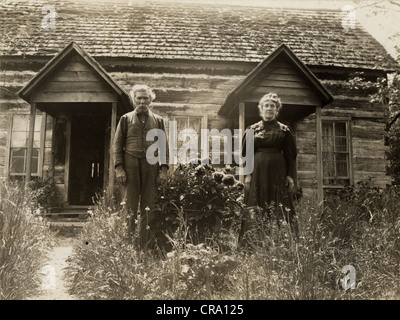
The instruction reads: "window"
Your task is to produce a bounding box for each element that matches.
[322,119,352,186]
[169,115,207,164]
[9,114,43,176]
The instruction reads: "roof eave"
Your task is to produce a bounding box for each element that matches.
[17,41,130,103]
[218,43,335,117]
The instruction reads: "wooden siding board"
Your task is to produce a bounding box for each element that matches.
[51,71,103,82]
[39,81,113,93]
[31,92,118,103]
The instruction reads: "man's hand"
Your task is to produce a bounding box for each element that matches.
[115,166,127,185]
[286,176,295,193]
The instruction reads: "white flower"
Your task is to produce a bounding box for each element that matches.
[181,265,190,273]
[120,201,126,206]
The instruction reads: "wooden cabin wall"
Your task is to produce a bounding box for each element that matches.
[296,78,391,197]
[0,58,392,203]
[0,113,9,178]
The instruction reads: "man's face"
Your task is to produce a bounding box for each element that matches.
[134,90,151,112]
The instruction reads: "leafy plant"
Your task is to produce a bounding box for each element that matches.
[151,161,244,248]
[0,179,54,300]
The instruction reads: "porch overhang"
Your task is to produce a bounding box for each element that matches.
[16,41,131,117]
[218,43,334,120]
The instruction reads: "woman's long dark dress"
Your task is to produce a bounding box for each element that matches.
[240,119,298,242]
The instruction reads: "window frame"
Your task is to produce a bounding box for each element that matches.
[169,112,208,165]
[6,112,46,178]
[321,116,354,188]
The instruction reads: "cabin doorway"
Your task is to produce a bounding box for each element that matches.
[68,114,106,205]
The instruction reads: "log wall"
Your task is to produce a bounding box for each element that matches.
[0,57,392,205]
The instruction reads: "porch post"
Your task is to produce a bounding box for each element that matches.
[108,102,117,197]
[315,106,324,203]
[238,101,245,183]
[25,102,36,186]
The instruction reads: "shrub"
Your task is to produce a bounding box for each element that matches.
[27,177,58,212]
[0,180,54,300]
[151,162,244,249]
[66,180,400,300]
[65,199,242,300]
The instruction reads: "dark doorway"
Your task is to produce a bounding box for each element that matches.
[69,114,106,205]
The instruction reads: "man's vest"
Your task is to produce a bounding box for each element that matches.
[114,109,168,167]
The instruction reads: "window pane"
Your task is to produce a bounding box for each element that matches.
[323,159,335,178]
[10,148,39,174]
[335,136,347,152]
[11,132,27,148]
[322,123,334,153]
[12,116,29,132]
[335,153,348,177]
[10,149,26,173]
[334,122,346,137]
[11,115,42,148]
[322,120,350,186]
[175,117,202,161]
[31,155,39,174]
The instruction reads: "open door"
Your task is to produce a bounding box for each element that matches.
[68,114,106,205]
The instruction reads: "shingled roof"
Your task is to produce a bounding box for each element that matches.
[1,0,398,71]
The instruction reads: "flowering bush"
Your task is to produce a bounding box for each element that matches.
[151,161,244,248]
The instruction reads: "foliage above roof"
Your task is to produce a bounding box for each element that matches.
[1,0,398,71]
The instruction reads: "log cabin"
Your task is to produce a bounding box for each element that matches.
[1,0,399,211]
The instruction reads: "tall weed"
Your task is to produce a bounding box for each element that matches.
[0,180,54,300]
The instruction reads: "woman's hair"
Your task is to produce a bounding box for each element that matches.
[258,92,282,112]
[130,84,156,102]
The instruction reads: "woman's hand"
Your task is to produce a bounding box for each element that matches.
[286,176,294,193]
[158,166,168,183]
[244,175,252,191]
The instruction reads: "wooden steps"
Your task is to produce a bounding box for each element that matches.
[46,205,93,223]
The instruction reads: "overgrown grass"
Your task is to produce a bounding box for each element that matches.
[65,184,400,300]
[0,180,54,300]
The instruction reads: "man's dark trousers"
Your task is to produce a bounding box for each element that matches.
[123,153,159,246]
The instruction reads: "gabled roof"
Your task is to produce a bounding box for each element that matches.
[17,41,129,105]
[1,0,399,72]
[219,43,334,116]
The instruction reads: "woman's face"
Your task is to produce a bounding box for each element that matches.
[259,100,279,121]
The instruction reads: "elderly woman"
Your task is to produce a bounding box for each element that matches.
[240,92,298,242]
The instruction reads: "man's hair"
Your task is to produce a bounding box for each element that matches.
[130,84,156,101]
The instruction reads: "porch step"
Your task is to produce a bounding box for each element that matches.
[46,211,89,220]
[46,205,93,221]
[49,221,86,228]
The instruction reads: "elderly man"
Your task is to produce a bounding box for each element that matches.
[113,84,168,239]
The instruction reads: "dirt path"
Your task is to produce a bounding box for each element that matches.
[28,236,77,300]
